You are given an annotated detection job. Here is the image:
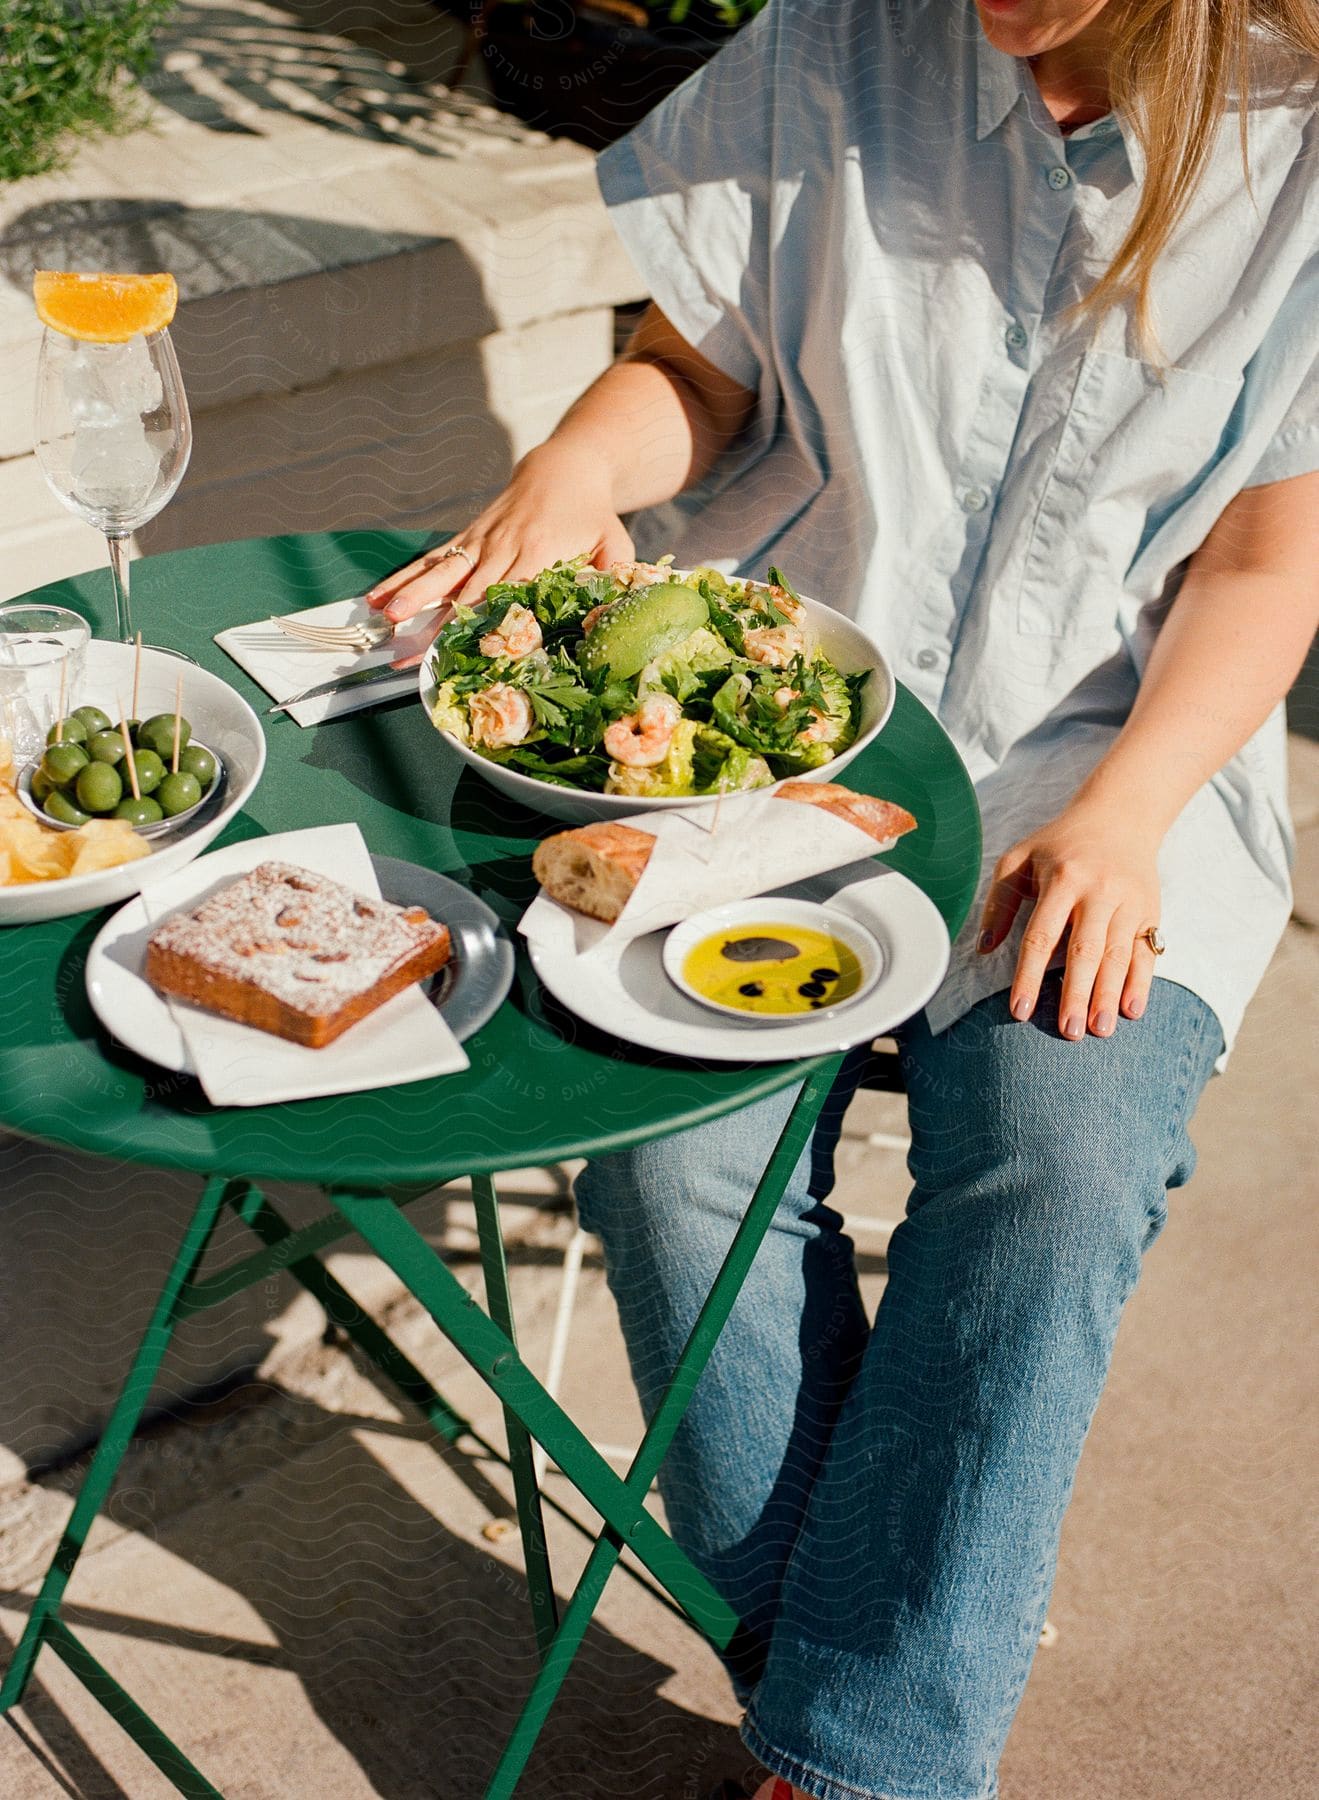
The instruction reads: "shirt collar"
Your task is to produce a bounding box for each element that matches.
[973,22,1140,179]
[975,23,1024,141]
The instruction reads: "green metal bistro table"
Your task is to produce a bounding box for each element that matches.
[0,531,981,1798]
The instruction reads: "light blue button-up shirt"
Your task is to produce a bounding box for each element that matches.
[597,0,1319,1060]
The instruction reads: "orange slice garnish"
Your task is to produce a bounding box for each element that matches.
[33,271,178,344]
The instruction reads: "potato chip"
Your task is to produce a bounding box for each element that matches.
[0,776,153,885]
[6,818,70,881]
[67,818,151,876]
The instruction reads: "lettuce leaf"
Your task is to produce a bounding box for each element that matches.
[692,723,773,793]
[429,679,470,742]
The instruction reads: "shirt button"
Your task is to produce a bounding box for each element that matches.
[961,487,988,513]
[1005,323,1029,351]
[914,647,941,671]
[1047,165,1072,190]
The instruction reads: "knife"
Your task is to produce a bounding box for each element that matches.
[266,662,412,716]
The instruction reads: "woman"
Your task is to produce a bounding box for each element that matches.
[373,1,1319,1793]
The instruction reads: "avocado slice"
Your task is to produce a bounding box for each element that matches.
[579,582,709,680]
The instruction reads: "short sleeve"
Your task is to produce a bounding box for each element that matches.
[595,3,782,395]
[1242,252,1319,488]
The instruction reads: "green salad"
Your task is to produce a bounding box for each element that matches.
[426,557,868,797]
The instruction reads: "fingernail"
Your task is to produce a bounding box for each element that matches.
[1061,1014,1084,1039]
[1010,994,1031,1021]
[1127,997,1145,1019]
[1094,1010,1114,1036]
[978,929,994,953]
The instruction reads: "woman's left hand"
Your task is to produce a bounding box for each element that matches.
[976,798,1164,1040]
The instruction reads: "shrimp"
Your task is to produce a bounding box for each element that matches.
[603,692,682,768]
[774,685,831,743]
[744,624,807,668]
[608,557,673,589]
[582,600,614,634]
[479,602,542,660]
[469,683,533,749]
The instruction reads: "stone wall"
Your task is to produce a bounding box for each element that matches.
[0,0,644,602]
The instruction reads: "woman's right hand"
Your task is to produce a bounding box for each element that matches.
[365,440,636,654]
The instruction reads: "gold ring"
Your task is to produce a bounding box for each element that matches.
[1137,926,1166,956]
[438,543,476,573]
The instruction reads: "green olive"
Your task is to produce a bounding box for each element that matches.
[155,770,202,817]
[75,761,123,815]
[87,728,127,766]
[137,713,191,758]
[113,795,164,827]
[72,705,113,735]
[30,767,54,803]
[42,741,90,787]
[47,716,87,746]
[131,748,166,795]
[177,743,217,788]
[44,791,90,827]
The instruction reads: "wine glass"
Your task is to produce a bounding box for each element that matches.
[33,326,192,646]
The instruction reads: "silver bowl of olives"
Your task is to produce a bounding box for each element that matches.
[17,703,226,841]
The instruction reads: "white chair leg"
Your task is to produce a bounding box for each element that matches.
[533,1222,589,1483]
[866,1129,912,1151]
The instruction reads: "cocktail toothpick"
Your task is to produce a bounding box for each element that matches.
[55,661,67,743]
[172,673,182,774]
[131,631,142,722]
[116,693,140,800]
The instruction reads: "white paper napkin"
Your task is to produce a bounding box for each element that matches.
[141,824,468,1106]
[214,600,434,727]
[519,792,884,957]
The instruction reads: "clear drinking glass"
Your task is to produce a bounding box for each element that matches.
[33,327,192,645]
[0,604,90,767]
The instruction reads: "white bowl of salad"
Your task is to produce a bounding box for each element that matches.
[418,559,895,825]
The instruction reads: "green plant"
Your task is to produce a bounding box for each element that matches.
[0,0,174,185]
[663,0,766,27]
[505,0,767,30]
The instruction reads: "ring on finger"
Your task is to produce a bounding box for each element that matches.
[1136,925,1166,956]
[435,542,477,574]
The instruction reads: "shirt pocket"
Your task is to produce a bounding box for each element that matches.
[1017,350,1243,637]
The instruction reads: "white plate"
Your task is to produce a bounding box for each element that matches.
[86,843,513,1076]
[527,863,950,1063]
[419,575,895,825]
[0,640,266,926]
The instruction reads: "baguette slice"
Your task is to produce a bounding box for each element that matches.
[531,783,917,923]
[773,781,917,848]
[531,822,653,924]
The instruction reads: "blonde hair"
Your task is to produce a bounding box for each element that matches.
[1085,0,1319,345]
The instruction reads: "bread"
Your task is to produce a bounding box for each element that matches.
[145,861,451,1049]
[532,783,917,922]
[531,822,654,923]
[772,782,918,847]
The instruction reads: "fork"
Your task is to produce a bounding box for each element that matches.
[271,596,442,653]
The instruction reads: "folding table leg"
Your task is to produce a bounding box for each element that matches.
[481,1056,842,1800]
[327,1189,739,1642]
[0,1173,232,1713]
[470,1174,560,1658]
[226,1183,472,1444]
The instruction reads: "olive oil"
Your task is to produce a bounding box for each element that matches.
[681,922,864,1015]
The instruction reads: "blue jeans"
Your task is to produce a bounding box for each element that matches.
[574,973,1223,1800]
